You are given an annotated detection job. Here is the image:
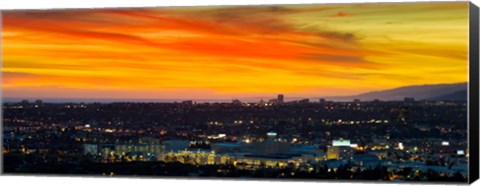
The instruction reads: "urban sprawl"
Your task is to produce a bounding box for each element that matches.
[2,95,468,182]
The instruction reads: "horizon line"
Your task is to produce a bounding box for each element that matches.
[2,81,468,103]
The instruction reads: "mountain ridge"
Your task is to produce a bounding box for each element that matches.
[325,82,467,101]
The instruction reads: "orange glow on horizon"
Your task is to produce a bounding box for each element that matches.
[1,2,469,101]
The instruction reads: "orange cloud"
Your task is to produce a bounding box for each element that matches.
[1,2,469,101]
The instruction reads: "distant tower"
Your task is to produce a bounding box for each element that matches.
[277,94,284,104]
[34,99,43,106]
[319,98,326,104]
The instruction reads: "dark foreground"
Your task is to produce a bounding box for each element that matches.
[3,153,466,182]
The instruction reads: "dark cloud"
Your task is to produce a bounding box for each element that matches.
[299,24,359,42]
[303,53,366,63]
[181,6,295,34]
[195,6,293,20]
[300,53,384,70]
[4,10,119,25]
[317,31,356,41]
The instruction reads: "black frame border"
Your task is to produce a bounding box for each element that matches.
[469,1,479,184]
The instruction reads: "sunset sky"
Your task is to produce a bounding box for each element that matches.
[1,2,469,101]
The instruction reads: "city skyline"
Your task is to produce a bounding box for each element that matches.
[2,2,469,100]
[2,81,467,102]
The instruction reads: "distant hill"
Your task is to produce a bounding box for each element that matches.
[327,82,467,101]
[428,89,467,101]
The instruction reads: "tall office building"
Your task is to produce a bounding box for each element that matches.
[319,98,326,104]
[250,132,291,155]
[277,94,284,103]
[327,139,354,160]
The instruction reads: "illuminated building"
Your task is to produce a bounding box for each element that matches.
[83,137,166,161]
[161,150,216,165]
[210,132,323,169]
[327,146,354,160]
[327,139,354,160]
[250,132,291,155]
[233,155,292,169]
[83,143,165,161]
[332,139,351,147]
